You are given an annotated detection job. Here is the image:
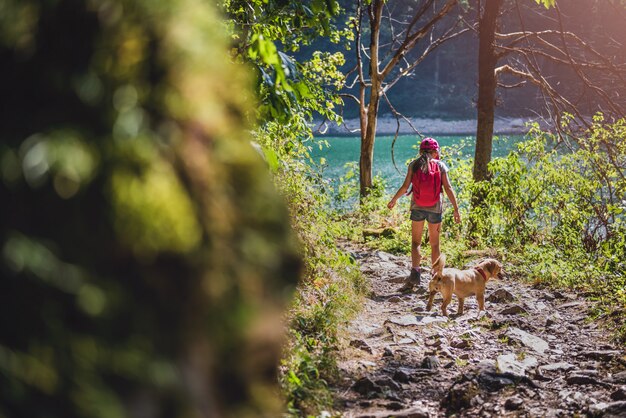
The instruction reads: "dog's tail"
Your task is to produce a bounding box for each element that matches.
[431,253,446,278]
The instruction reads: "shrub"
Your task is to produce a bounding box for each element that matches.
[255,121,367,416]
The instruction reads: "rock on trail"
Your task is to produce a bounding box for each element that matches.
[331,243,626,417]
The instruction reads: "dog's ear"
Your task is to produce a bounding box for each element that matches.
[431,253,446,277]
[483,259,502,278]
[495,261,505,279]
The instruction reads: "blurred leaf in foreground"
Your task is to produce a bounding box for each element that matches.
[0,0,300,417]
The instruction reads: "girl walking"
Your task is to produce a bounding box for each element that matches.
[387,137,461,291]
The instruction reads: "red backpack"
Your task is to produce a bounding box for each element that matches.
[411,159,442,207]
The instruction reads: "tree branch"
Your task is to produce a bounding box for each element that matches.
[339,93,361,105]
[382,91,423,175]
[380,0,458,80]
[384,24,469,93]
[554,3,624,116]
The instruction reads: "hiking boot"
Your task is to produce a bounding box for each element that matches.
[409,268,421,286]
[397,269,420,293]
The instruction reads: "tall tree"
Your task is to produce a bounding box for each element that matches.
[348,0,465,197]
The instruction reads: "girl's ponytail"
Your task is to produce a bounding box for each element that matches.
[412,151,433,175]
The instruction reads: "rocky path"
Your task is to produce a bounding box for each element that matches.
[331,242,626,417]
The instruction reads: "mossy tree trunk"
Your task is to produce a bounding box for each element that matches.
[0,1,300,416]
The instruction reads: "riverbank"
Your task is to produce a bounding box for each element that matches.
[315,116,547,136]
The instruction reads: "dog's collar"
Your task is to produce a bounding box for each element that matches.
[474,266,487,281]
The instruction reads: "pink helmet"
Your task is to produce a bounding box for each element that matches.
[419,137,439,151]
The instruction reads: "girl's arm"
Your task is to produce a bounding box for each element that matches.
[387,163,413,209]
[441,171,461,223]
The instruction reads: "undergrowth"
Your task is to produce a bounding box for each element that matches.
[256,121,367,417]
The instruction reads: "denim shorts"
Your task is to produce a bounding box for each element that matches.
[410,209,442,224]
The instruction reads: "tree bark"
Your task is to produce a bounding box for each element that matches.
[359,0,383,197]
[473,0,503,184]
[468,0,503,237]
[359,94,380,197]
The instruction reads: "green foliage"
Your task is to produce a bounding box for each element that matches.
[221,4,363,412]
[108,140,202,256]
[223,0,351,123]
[254,121,366,416]
[461,119,625,339]
[331,162,405,247]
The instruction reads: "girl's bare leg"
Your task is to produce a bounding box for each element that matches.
[399,220,425,292]
[411,220,425,269]
[427,221,441,266]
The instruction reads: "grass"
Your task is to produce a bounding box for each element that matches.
[455,358,469,368]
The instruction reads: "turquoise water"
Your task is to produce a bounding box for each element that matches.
[310,134,521,191]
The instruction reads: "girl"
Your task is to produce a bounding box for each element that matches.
[387,137,461,291]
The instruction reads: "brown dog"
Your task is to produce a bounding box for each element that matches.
[425,254,503,316]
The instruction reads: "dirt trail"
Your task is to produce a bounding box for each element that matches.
[331,242,626,417]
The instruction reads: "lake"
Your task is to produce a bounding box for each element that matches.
[309,134,522,191]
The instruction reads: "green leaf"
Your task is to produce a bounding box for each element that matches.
[535,0,556,8]
[288,370,302,387]
[261,145,280,172]
[294,81,312,99]
[311,0,325,14]
[325,0,340,16]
